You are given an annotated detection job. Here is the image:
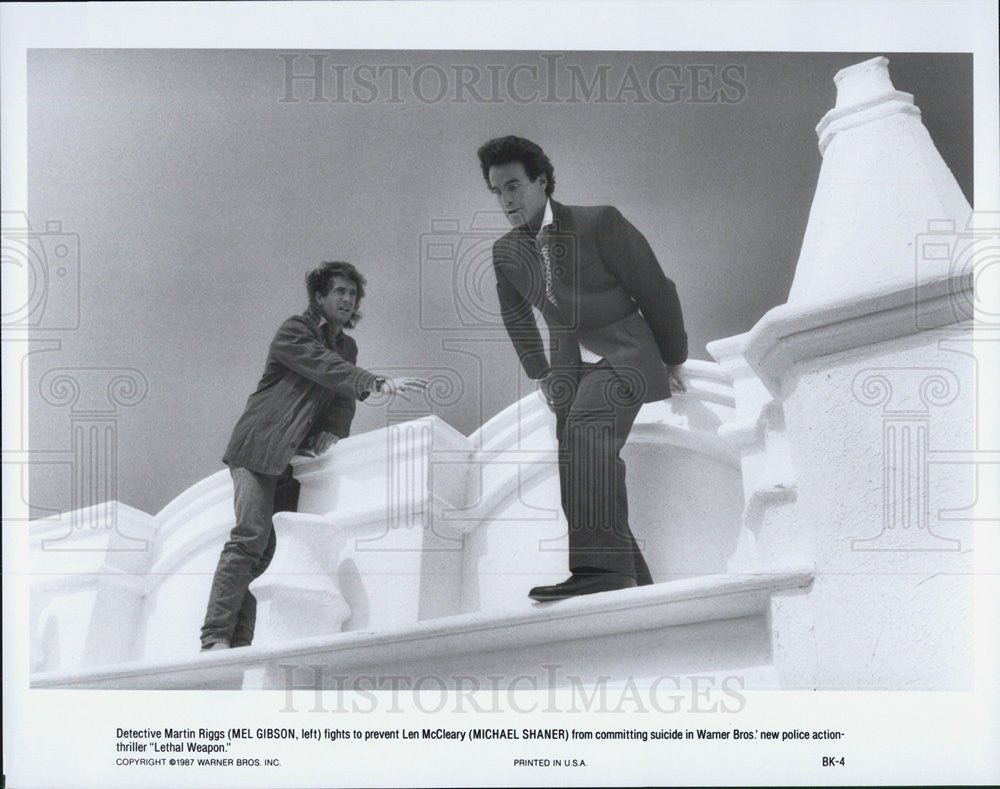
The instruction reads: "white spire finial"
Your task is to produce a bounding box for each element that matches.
[786,56,971,306]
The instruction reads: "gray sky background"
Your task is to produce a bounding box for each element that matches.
[26,50,972,517]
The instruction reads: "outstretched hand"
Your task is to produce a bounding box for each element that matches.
[380,377,430,401]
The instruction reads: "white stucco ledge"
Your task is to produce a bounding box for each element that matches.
[288,414,472,477]
[30,567,813,690]
[742,268,973,398]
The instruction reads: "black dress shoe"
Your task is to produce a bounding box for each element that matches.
[528,572,637,602]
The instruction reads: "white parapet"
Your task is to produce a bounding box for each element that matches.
[250,512,352,643]
[138,416,478,660]
[458,359,744,613]
[29,501,157,673]
[289,415,477,632]
[28,360,752,688]
[707,333,798,572]
[711,56,978,690]
[32,568,813,691]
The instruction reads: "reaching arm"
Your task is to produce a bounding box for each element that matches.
[269,316,379,399]
[596,206,688,366]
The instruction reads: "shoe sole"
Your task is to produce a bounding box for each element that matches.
[528,585,635,602]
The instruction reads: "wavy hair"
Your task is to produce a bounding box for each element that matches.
[477,135,555,196]
[306,260,367,328]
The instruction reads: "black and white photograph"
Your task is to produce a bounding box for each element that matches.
[3,2,998,787]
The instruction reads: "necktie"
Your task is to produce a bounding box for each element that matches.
[536,226,602,364]
[537,227,557,306]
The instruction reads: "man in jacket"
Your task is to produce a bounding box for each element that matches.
[477,135,688,601]
[200,261,427,650]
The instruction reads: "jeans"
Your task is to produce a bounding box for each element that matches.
[200,465,297,648]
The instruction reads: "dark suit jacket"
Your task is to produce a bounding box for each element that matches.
[223,308,377,475]
[492,200,687,402]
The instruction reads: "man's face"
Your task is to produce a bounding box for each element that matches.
[488,161,548,230]
[315,275,358,328]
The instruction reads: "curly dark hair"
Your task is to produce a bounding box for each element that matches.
[306,261,367,327]
[477,135,555,196]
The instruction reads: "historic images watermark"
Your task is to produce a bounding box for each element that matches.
[848,213,998,551]
[278,52,748,106]
[276,664,748,715]
[1,212,80,331]
[418,211,511,332]
[850,366,963,552]
[2,211,150,549]
[912,215,992,328]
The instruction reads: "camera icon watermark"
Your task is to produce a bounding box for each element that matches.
[914,213,999,329]
[1,212,81,331]
[419,210,587,332]
[418,211,513,331]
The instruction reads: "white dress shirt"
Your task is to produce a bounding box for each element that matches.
[537,199,603,364]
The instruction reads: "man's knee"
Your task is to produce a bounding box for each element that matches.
[222,538,269,565]
[563,413,616,446]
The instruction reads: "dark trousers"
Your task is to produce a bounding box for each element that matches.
[553,360,652,584]
[200,464,299,648]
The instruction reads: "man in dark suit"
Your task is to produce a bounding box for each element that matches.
[200,261,427,650]
[477,135,688,601]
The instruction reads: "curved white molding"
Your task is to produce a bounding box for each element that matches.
[817,98,919,155]
[148,509,238,580]
[742,270,973,398]
[27,356,744,674]
[469,392,551,452]
[154,469,232,530]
